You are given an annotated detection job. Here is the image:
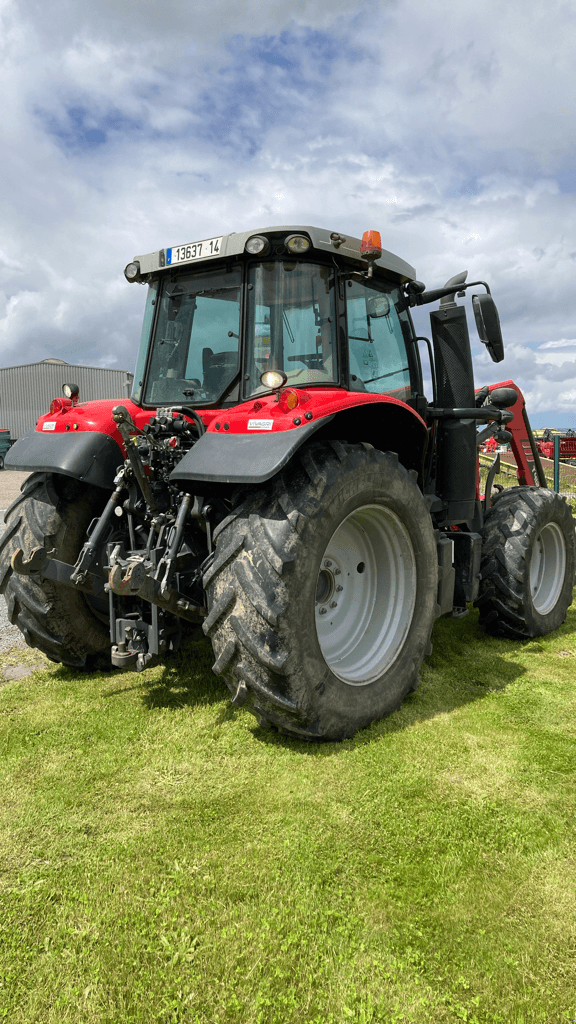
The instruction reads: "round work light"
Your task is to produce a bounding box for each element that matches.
[260,370,288,391]
[62,383,79,401]
[285,234,311,255]
[124,261,141,282]
[245,235,270,256]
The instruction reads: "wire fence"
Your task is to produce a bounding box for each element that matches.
[478,452,576,504]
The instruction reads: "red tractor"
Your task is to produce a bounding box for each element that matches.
[537,429,576,465]
[481,436,499,454]
[1,226,574,740]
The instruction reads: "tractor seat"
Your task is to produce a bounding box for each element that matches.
[202,348,238,394]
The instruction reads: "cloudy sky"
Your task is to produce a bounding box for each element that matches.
[2,0,575,426]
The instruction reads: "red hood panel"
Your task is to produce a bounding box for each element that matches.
[36,388,425,451]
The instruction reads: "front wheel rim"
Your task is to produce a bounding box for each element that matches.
[529,521,567,615]
[315,503,417,685]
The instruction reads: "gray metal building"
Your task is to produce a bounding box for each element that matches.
[0,360,134,438]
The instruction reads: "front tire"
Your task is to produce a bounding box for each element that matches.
[0,473,111,666]
[203,442,438,740]
[475,486,575,638]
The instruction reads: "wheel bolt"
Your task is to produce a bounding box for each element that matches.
[330,601,337,608]
[336,585,343,592]
[334,568,341,575]
[318,607,327,615]
[324,560,332,568]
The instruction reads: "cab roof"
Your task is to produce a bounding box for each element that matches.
[133,225,416,283]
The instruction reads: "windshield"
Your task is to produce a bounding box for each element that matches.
[245,261,337,396]
[144,265,242,406]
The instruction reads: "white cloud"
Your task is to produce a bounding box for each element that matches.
[534,351,576,368]
[539,338,576,350]
[1,0,576,424]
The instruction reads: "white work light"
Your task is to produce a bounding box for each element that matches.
[260,370,287,391]
[124,261,141,282]
[285,234,311,254]
[62,383,80,402]
[245,235,270,256]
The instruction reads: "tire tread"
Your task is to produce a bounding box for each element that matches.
[203,442,436,740]
[475,485,575,638]
[0,472,110,665]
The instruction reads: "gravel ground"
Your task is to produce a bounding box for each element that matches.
[0,607,28,652]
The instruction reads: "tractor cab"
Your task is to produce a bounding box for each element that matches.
[127,226,419,412]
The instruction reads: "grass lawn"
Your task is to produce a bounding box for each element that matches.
[1,602,576,1023]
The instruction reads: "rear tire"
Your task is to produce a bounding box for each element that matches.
[0,473,111,666]
[475,486,575,638]
[203,441,438,740]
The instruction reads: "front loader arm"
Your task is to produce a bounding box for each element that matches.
[479,380,546,487]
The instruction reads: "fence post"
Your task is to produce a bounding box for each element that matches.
[554,435,560,492]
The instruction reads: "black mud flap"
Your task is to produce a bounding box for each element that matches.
[5,429,123,490]
[170,417,332,486]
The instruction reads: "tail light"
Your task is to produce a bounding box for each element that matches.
[279,388,299,413]
[49,397,72,414]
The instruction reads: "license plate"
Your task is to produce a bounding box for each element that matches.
[166,237,222,266]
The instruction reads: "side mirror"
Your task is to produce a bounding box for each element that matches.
[367,295,390,318]
[472,293,504,363]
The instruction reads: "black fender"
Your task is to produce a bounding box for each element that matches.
[170,417,332,487]
[315,402,428,478]
[5,429,123,490]
[170,398,429,490]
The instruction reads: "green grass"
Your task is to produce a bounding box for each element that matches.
[1,607,576,1024]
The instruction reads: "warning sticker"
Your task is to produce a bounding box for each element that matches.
[42,422,56,431]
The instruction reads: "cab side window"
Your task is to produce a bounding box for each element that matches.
[346,279,412,398]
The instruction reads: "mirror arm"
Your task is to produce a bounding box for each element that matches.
[407,280,491,307]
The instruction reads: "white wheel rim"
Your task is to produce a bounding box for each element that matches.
[315,504,417,685]
[529,521,566,615]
